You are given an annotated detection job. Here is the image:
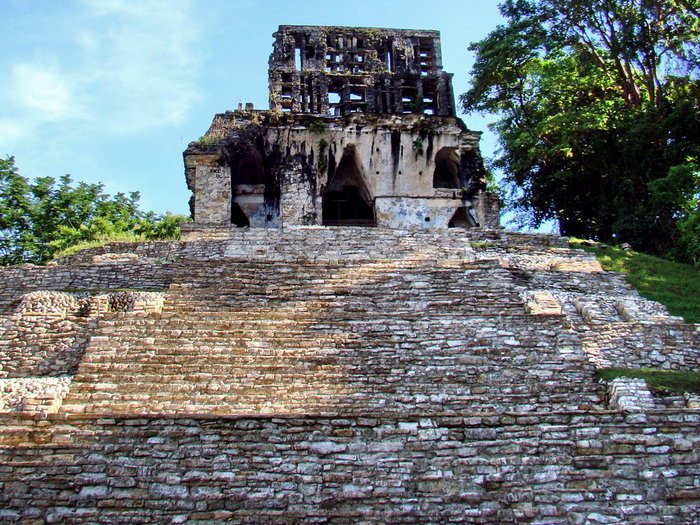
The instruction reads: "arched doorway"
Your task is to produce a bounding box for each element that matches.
[230,146,266,227]
[433,147,461,188]
[234,146,265,185]
[322,145,375,226]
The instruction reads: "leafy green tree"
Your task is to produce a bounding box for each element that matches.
[0,157,33,265]
[0,156,189,265]
[650,161,700,264]
[463,0,700,260]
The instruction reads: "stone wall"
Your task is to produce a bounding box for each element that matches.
[0,259,174,314]
[0,411,698,523]
[579,322,700,371]
[0,290,165,416]
[193,166,232,223]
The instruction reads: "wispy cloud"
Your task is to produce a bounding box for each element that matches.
[0,0,202,150]
[10,63,80,120]
[0,119,30,146]
[76,0,202,133]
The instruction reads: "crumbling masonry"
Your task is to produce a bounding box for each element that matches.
[184,25,499,231]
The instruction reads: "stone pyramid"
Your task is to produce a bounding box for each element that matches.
[0,226,698,523]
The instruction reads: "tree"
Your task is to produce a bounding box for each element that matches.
[0,156,189,265]
[463,0,700,260]
[0,157,33,265]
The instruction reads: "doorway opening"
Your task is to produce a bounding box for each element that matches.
[322,145,375,226]
[448,207,478,228]
[433,147,461,188]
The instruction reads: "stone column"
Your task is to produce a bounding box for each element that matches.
[475,190,500,228]
[279,159,320,227]
[194,166,232,224]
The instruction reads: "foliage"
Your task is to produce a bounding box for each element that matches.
[469,241,495,249]
[52,232,152,261]
[463,0,700,261]
[570,238,700,323]
[649,161,700,264]
[306,118,328,133]
[196,135,217,148]
[596,368,700,394]
[412,138,424,155]
[317,139,329,174]
[0,156,190,266]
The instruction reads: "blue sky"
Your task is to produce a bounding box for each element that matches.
[1,0,505,216]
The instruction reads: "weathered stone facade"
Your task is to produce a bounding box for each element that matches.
[268,26,456,117]
[184,26,499,231]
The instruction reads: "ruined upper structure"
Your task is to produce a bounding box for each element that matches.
[183,25,499,231]
[269,26,456,116]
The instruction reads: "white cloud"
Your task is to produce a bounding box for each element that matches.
[11,64,77,120]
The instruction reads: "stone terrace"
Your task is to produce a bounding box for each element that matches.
[0,227,698,523]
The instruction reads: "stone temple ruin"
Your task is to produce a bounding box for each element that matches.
[0,25,699,524]
[183,25,499,231]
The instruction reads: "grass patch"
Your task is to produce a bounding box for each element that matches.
[597,367,700,394]
[53,231,181,261]
[470,241,495,249]
[569,238,700,323]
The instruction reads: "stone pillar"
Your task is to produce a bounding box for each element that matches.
[475,190,500,228]
[194,166,231,224]
[279,160,320,227]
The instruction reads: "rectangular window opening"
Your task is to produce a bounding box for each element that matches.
[294,48,302,70]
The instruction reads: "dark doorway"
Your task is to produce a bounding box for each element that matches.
[234,146,265,185]
[322,145,375,226]
[448,207,478,228]
[433,147,461,188]
[231,202,250,227]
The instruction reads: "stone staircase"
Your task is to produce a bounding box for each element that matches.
[60,229,605,417]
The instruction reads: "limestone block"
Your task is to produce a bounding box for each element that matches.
[608,377,656,412]
[92,253,139,264]
[525,291,562,315]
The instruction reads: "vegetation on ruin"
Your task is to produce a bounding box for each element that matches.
[464,0,700,265]
[0,156,189,266]
[317,139,329,174]
[597,368,700,394]
[570,238,700,323]
[470,241,495,249]
[305,118,328,134]
[195,135,217,148]
[412,138,424,155]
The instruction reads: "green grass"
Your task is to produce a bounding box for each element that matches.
[597,368,700,394]
[569,238,700,323]
[53,231,180,261]
[470,241,495,249]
